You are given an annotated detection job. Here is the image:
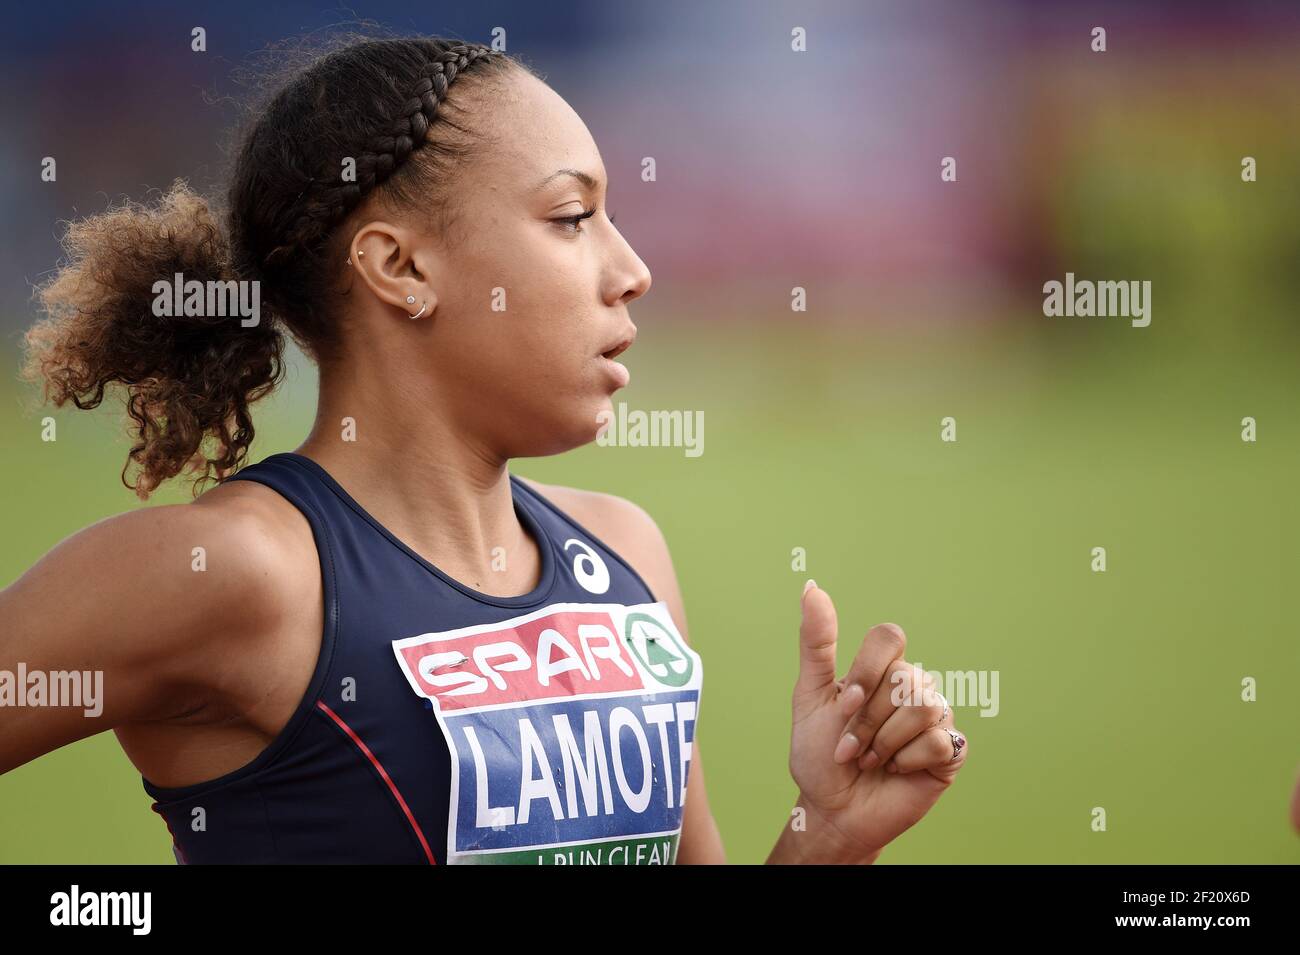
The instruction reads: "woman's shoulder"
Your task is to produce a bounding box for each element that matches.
[514,477,664,554]
[0,475,322,739]
[50,478,318,638]
[514,477,687,627]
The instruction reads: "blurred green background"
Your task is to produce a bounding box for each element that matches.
[3,310,1297,863]
[2,1,1299,863]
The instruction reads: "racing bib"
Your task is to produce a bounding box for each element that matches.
[391,601,704,864]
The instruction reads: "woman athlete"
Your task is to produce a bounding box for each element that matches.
[1,36,968,864]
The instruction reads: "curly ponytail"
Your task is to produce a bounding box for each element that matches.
[24,182,283,499]
[23,34,526,499]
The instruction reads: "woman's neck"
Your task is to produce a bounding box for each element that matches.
[294,361,542,597]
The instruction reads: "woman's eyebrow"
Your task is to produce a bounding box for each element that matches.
[534,168,599,192]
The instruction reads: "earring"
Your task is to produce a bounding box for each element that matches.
[346,249,364,267]
[410,301,428,320]
[406,295,416,304]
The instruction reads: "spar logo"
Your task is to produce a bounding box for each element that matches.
[391,603,699,714]
[624,612,693,687]
[392,607,644,712]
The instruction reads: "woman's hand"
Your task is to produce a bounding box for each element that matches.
[783,580,968,863]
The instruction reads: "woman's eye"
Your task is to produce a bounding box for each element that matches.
[554,207,598,233]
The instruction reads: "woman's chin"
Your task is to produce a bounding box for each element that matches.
[516,400,613,456]
[505,387,624,457]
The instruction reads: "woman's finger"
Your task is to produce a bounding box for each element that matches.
[795,581,840,698]
[854,672,945,769]
[857,682,949,771]
[835,623,908,720]
[888,725,969,775]
[833,658,923,764]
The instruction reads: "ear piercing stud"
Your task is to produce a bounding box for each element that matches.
[342,255,424,318]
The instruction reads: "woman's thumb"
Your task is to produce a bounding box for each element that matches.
[796,580,839,696]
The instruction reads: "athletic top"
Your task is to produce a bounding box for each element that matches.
[141,452,704,865]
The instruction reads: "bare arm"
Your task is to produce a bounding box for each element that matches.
[0,494,295,776]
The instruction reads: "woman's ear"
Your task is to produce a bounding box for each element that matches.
[346,220,439,319]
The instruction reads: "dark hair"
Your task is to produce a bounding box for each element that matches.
[24,35,525,499]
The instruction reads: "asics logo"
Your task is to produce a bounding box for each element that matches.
[564,538,610,594]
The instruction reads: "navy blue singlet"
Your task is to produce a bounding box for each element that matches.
[141,452,704,865]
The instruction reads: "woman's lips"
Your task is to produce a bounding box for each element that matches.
[601,354,630,388]
[601,338,633,360]
[598,328,635,388]
[598,328,634,389]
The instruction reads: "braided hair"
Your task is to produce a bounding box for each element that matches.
[25,36,525,499]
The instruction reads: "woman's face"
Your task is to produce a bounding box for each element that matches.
[403,69,653,458]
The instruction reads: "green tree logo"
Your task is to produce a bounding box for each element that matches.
[624,612,693,687]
